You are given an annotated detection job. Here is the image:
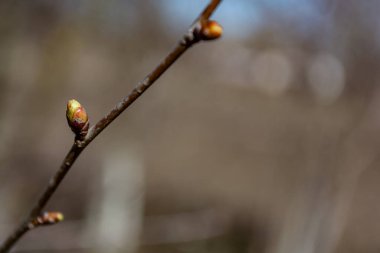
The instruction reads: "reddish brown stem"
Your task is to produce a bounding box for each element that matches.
[0,1,222,252]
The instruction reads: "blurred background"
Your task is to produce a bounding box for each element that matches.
[1,0,380,252]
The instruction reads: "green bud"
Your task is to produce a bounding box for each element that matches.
[66,99,89,135]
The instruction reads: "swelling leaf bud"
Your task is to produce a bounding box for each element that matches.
[31,212,64,227]
[200,20,223,41]
[66,99,89,136]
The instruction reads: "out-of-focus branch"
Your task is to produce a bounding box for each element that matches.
[0,1,222,252]
[199,0,222,20]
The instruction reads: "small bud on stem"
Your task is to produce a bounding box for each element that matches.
[66,99,89,138]
[31,212,64,227]
[199,20,223,41]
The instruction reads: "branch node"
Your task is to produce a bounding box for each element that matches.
[75,139,86,148]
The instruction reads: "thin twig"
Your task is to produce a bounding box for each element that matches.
[0,1,222,252]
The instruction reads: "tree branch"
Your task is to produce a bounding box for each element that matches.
[0,1,222,252]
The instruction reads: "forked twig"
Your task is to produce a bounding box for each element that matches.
[0,1,222,252]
